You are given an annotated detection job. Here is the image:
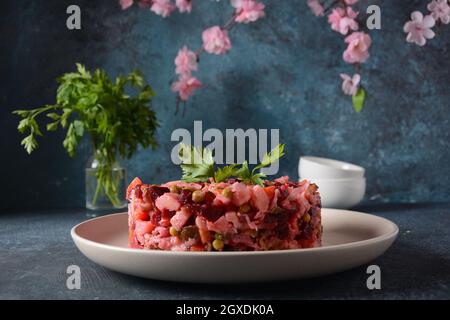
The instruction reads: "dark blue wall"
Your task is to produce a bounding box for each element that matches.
[1,0,449,210]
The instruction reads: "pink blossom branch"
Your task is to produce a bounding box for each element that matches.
[308,0,371,110]
[171,1,265,111]
[174,13,239,115]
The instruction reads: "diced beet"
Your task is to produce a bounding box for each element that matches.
[276,214,290,240]
[204,191,216,205]
[161,209,176,222]
[179,189,193,204]
[150,210,162,225]
[185,203,203,215]
[146,185,170,202]
[201,205,225,222]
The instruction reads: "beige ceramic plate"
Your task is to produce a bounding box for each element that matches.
[71,209,398,283]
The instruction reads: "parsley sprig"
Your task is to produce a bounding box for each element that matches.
[178,144,285,186]
[13,64,159,207]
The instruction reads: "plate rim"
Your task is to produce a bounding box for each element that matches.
[71,208,399,256]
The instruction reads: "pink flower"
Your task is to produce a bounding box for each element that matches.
[307,0,325,17]
[175,46,198,75]
[343,0,358,5]
[171,74,202,101]
[343,32,372,64]
[427,0,450,24]
[202,26,232,55]
[231,0,265,23]
[176,0,192,13]
[120,0,134,10]
[151,0,176,18]
[328,7,359,35]
[403,11,436,46]
[340,73,361,96]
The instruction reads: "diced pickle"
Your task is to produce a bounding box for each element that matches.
[239,204,251,213]
[180,225,199,241]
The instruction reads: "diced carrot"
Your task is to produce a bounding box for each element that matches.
[128,226,135,245]
[126,177,142,200]
[198,228,211,244]
[263,186,276,199]
[195,216,211,244]
[300,238,316,248]
[190,245,205,251]
[134,206,149,221]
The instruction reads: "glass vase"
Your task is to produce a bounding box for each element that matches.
[85,151,127,211]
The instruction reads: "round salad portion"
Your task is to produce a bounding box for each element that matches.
[127,176,322,251]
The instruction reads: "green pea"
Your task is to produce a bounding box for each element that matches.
[303,213,311,223]
[222,187,233,198]
[169,185,180,194]
[169,226,178,237]
[192,190,205,203]
[212,239,224,251]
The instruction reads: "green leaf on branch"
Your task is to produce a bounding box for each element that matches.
[21,135,37,154]
[73,120,84,137]
[352,88,366,113]
[46,122,59,131]
[17,118,30,133]
[47,113,60,121]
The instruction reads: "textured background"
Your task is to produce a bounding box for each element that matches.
[1,0,449,210]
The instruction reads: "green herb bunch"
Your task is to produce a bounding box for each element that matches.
[13,64,158,206]
[178,144,285,186]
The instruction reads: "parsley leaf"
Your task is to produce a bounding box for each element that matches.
[179,144,215,182]
[252,144,285,174]
[179,144,285,186]
[214,164,239,183]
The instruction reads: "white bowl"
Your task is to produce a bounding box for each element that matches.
[305,177,366,209]
[299,156,365,179]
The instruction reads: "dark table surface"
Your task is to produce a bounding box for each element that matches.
[1,203,449,300]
